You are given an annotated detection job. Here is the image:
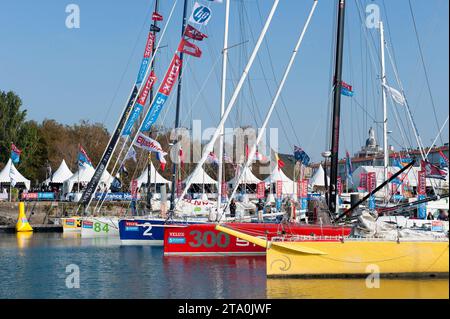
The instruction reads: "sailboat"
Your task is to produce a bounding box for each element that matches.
[216,0,449,277]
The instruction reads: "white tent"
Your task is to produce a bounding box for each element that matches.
[45,160,73,185]
[0,159,31,190]
[309,164,329,187]
[63,164,113,193]
[185,165,216,184]
[229,166,262,186]
[136,162,170,189]
[264,166,296,195]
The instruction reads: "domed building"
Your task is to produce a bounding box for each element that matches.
[355,127,383,158]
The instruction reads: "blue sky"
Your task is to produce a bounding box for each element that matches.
[0,0,448,163]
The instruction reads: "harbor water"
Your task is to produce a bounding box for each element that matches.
[0,233,448,299]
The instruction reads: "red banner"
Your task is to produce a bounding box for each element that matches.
[130,179,138,200]
[367,172,376,193]
[417,170,426,195]
[159,54,182,96]
[143,33,155,58]
[276,180,282,198]
[257,182,265,199]
[178,38,202,57]
[359,173,367,191]
[137,71,157,105]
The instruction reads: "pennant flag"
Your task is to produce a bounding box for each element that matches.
[178,38,202,57]
[134,132,165,153]
[124,146,137,162]
[78,145,93,167]
[189,2,212,26]
[152,12,163,21]
[341,81,354,97]
[345,150,353,185]
[123,71,157,136]
[141,54,182,132]
[275,153,285,171]
[438,150,449,168]
[184,24,208,41]
[421,160,447,180]
[150,24,161,33]
[156,151,167,171]
[382,83,406,106]
[10,143,22,164]
[294,145,310,166]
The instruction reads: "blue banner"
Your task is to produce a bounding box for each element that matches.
[417,194,427,219]
[94,192,137,201]
[301,198,308,210]
[136,57,149,84]
[123,103,144,136]
[368,195,376,210]
[141,93,168,132]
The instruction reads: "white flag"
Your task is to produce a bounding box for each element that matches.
[134,132,165,153]
[382,84,406,106]
[125,146,137,162]
[189,2,212,26]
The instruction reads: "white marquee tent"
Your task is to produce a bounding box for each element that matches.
[0,159,31,190]
[63,164,113,193]
[229,166,262,186]
[185,165,217,185]
[44,160,73,185]
[309,164,329,187]
[264,166,296,195]
[136,162,170,189]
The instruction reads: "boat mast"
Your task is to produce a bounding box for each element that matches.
[379,20,389,203]
[169,0,189,214]
[147,0,160,212]
[226,0,318,210]
[176,0,280,207]
[328,0,346,216]
[217,0,230,216]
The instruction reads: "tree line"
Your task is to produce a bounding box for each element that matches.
[1,90,297,189]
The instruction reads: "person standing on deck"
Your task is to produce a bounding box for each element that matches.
[229,199,236,218]
[256,199,264,222]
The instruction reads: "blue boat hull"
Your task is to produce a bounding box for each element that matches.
[119,218,206,246]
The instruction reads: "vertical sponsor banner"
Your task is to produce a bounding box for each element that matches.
[80,86,139,205]
[359,172,367,192]
[417,194,427,219]
[301,179,308,210]
[141,54,182,132]
[337,176,343,195]
[257,182,265,199]
[296,180,301,200]
[276,180,282,199]
[417,170,426,195]
[131,179,138,200]
[367,172,376,209]
[123,71,157,136]
[136,33,155,84]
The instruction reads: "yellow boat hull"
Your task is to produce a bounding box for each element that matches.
[267,240,449,277]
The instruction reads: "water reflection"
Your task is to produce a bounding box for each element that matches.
[267,278,449,299]
[16,232,33,249]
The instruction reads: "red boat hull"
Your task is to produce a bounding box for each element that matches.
[163,223,351,256]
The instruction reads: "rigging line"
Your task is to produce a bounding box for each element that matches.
[243,0,294,149]
[407,0,443,145]
[426,116,449,158]
[254,0,300,147]
[101,3,153,126]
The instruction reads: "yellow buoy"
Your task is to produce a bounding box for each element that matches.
[16,202,33,232]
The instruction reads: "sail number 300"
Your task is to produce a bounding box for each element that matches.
[189,230,230,248]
